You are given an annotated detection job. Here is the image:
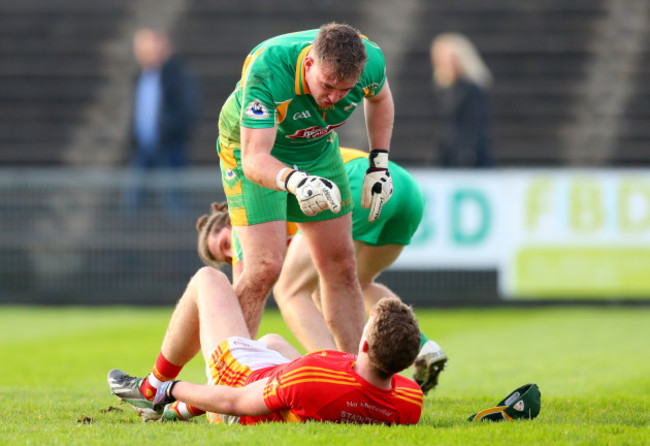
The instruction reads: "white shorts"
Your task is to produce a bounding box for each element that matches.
[206,336,291,387]
[205,336,291,425]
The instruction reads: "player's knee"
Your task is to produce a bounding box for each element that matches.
[189,267,232,298]
[258,333,284,346]
[359,279,374,292]
[194,265,228,283]
[333,256,359,284]
[272,281,289,305]
[245,256,284,287]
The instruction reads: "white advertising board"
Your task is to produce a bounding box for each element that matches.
[392,169,650,299]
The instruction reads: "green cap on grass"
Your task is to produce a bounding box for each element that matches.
[468,383,541,422]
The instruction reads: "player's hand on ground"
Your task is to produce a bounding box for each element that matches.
[153,380,179,413]
[361,150,393,222]
[285,170,342,216]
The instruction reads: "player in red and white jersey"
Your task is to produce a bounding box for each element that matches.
[107,267,423,425]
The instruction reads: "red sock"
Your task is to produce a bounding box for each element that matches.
[140,352,183,401]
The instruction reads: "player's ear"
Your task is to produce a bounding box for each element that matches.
[361,340,369,353]
[304,55,314,70]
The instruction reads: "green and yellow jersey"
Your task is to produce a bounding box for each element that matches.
[218,29,386,164]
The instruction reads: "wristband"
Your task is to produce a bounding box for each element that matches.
[284,170,306,194]
[276,167,292,191]
[166,380,179,398]
[369,149,389,169]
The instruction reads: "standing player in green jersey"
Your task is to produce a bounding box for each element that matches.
[217,23,395,353]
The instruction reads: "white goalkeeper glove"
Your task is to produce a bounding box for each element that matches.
[283,170,342,216]
[361,149,393,222]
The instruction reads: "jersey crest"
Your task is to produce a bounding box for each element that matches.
[245,100,270,119]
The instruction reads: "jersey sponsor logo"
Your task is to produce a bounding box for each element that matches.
[286,121,346,139]
[339,410,384,425]
[245,100,270,119]
[292,110,312,120]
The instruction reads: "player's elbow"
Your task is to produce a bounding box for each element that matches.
[203,390,243,416]
[240,152,262,183]
[240,157,254,181]
[219,399,243,416]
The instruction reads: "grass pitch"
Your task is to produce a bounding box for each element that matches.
[0,305,648,445]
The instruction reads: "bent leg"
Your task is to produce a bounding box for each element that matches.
[355,242,404,315]
[258,333,302,360]
[159,282,202,367]
[193,267,250,363]
[273,234,337,352]
[355,242,436,351]
[232,221,287,338]
[299,214,364,353]
[160,267,250,366]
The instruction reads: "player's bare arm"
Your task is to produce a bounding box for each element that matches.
[364,79,394,152]
[240,126,286,190]
[361,80,395,222]
[158,378,272,417]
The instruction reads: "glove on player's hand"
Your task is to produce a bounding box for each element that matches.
[285,170,342,216]
[361,150,393,222]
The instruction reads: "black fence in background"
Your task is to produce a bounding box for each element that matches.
[0,168,499,308]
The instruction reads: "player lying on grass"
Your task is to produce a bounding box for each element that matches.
[108,267,423,425]
[197,148,447,397]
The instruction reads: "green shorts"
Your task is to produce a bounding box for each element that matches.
[347,158,424,246]
[218,136,352,226]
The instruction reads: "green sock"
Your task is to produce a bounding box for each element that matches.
[419,331,430,350]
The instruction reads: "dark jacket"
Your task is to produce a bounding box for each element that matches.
[131,57,200,160]
[437,79,494,167]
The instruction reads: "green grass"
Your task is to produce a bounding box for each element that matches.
[0,305,648,445]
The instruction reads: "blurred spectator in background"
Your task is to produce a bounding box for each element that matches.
[122,28,200,216]
[430,33,495,168]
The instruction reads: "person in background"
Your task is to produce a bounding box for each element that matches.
[122,27,199,215]
[430,33,495,168]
